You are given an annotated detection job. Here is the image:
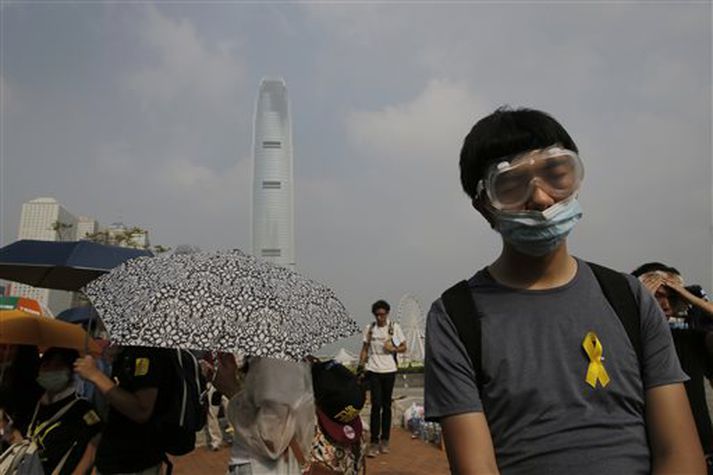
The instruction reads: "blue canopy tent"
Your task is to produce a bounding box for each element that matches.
[0,239,152,291]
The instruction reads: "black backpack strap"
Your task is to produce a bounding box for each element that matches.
[441,266,641,392]
[587,262,642,364]
[162,453,174,475]
[441,280,484,391]
[367,322,375,344]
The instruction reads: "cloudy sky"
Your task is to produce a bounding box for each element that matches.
[2,2,711,352]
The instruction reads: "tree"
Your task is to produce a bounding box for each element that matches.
[50,220,74,241]
[83,230,109,244]
[83,226,170,254]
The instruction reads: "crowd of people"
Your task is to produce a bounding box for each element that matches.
[0,299,406,475]
[1,106,713,475]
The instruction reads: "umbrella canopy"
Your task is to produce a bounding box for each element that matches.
[0,296,53,317]
[56,306,99,324]
[0,309,101,354]
[83,249,359,360]
[0,239,152,291]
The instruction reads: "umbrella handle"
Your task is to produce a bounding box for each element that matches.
[84,311,95,355]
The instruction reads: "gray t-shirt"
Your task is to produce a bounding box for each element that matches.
[424,259,687,475]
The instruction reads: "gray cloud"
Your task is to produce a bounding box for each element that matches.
[2,3,710,354]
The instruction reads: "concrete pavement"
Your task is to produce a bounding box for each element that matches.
[171,427,449,474]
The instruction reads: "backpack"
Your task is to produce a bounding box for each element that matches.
[158,349,208,456]
[0,398,80,475]
[440,262,641,392]
[0,440,43,475]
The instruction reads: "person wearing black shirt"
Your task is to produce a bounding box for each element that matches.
[633,263,713,466]
[29,348,102,475]
[75,346,171,475]
[0,344,42,450]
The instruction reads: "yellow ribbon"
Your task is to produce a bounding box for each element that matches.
[582,331,610,388]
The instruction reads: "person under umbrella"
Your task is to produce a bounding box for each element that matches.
[198,352,233,452]
[0,345,42,451]
[28,348,103,475]
[80,249,360,473]
[310,359,368,474]
[55,306,112,414]
[213,354,315,475]
[74,346,173,475]
[213,356,369,475]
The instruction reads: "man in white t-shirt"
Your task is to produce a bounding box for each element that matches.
[357,300,406,458]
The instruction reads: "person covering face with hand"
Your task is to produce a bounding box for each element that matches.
[634,262,713,467]
[424,107,704,475]
[636,263,713,325]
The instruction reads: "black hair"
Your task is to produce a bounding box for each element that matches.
[459,106,579,200]
[371,300,390,315]
[631,262,681,277]
[40,347,80,369]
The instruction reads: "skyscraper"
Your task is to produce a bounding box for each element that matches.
[251,78,295,268]
[11,197,78,313]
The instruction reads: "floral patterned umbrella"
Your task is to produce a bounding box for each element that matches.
[82,249,359,360]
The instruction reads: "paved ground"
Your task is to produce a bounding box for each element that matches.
[168,379,713,475]
[172,427,450,475]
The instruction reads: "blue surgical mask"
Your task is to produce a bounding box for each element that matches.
[493,198,583,256]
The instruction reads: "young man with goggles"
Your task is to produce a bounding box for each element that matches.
[478,146,583,212]
[424,107,703,474]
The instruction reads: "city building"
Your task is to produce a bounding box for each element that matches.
[18,197,77,242]
[75,216,99,240]
[70,222,149,308]
[106,222,150,249]
[81,221,151,249]
[11,197,78,313]
[251,78,296,268]
[9,198,153,313]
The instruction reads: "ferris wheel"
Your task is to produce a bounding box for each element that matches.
[395,294,425,362]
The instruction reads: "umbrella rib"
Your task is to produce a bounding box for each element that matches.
[1,262,114,272]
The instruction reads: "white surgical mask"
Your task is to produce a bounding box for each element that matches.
[36,370,71,392]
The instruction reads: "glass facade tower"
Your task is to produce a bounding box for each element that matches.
[251,78,295,268]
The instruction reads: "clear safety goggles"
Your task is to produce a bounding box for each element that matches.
[477,146,584,211]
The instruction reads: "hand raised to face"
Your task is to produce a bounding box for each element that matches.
[74,355,101,382]
[640,272,664,295]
